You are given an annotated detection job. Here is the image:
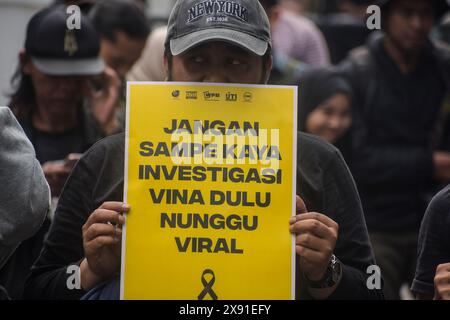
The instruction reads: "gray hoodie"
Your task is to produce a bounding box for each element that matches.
[0,107,49,270]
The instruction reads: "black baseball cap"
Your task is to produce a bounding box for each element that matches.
[25,5,104,76]
[165,0,271,56]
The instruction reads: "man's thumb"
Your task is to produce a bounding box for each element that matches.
[296,195,307,214]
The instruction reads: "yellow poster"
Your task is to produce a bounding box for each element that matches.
[121,82,297,300]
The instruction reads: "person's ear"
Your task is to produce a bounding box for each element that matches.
[163,54,170,81]
[20,49,32,75]
[262,54,273,84]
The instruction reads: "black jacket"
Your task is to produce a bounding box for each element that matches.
[339,32,450,232]
[24,132,382,300]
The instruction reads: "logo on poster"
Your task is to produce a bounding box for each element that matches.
[172,90,181,98]
[226,92,238,101]
[203,91,220,101]
[186,91,198,99]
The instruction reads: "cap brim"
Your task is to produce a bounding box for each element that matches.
[31,57,105,76]
[170,28,269,56]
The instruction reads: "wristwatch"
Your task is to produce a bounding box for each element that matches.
[306,254,342,289]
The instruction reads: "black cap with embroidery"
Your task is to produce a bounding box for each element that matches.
[165,0,271,56]
[25,5,104,76]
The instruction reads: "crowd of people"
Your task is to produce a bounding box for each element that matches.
[1,0,450,300]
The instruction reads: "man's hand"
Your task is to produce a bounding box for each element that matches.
[80,201,130,291]
[434,263,450,300]
[64,153,82,169]
[433,151,450,181]
[290,196,339,282]
[42,153,82,197]
[84,66,121,134]
[42,161,70,197]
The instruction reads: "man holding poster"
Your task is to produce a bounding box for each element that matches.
[25,0,382,301]
[123,82,297,300]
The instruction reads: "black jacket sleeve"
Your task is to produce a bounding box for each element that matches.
[296,133,383,299]
[23,140,107,300]
[412,185,450,297]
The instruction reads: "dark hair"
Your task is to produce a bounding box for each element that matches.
[8,62,35,121]
[380,0,450,21]
[52,0,95,14]
[340,0,374,5]
[258,0,279,10]
[89,0,150,42]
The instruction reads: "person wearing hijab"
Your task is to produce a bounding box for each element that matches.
[298,68,353,162]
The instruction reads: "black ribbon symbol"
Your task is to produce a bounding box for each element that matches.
[198,269,218,300]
